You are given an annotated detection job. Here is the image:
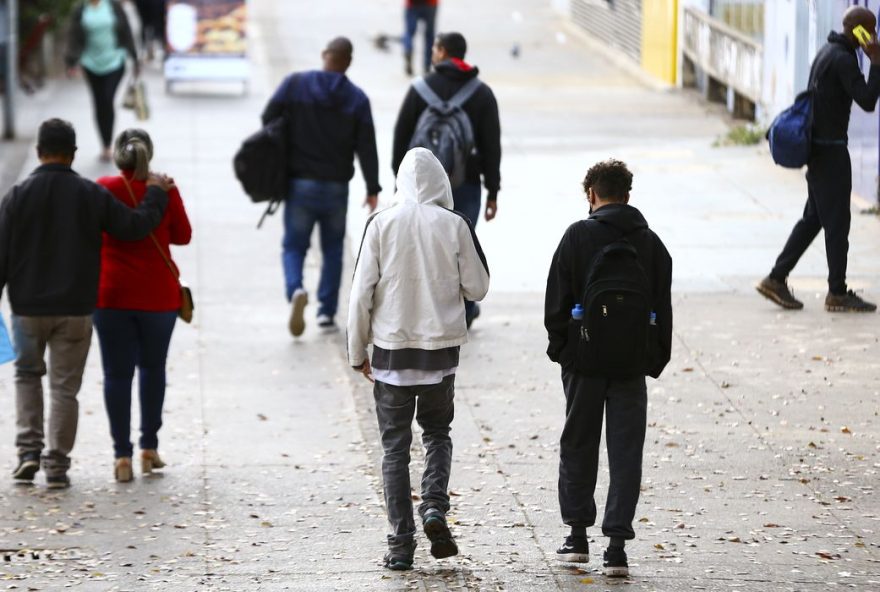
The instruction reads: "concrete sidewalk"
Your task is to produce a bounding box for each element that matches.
[1,0,879,590]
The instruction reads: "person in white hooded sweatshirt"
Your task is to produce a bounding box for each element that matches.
[348,148,490,571]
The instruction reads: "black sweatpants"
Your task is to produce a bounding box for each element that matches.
[558,370,647,540]
[83,66,125,149]
[770,144,852,295]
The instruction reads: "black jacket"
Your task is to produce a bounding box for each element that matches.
[810,32,880,143]
[0,164,168,316]
[392,60,502,197]
[544,203,673,379]
[262,70,382,195]
[65,0,138,69]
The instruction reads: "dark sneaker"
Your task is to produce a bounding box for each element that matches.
[383,553,413,571]
[556,535,588,563]
[825,290,877,313]
[289,288,308,337]
[603,546,629,578]
[423,512,458,559]
[12,453,40,483]
[316,314,339,334]
[756,276,803,310]
[46,474,70,490]
[465,303,481,329]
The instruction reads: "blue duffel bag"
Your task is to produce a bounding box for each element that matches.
[767,90,813,169]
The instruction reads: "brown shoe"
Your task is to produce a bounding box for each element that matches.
[825,290,877,312]
[756,276,803,309]
[141,450,166,475]
[115,457,133,483]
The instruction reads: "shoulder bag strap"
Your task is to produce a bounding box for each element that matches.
[120,175,182,284]
[447,77,482,109]
[412,77,445,109]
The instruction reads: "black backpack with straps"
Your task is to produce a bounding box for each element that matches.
[574,222,654,378]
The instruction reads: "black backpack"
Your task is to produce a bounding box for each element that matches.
[574,224,654,378]
[233,113,289,227]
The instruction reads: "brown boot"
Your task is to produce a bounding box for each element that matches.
[141,450,166,475]
[115,457,133,483]
[825,290,877,312]
[756,276,803,309]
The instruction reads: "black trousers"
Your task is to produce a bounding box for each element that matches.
[83,66,125,149]
[770,144,852,295]
[558,370,647,540]
[135,0,167,46]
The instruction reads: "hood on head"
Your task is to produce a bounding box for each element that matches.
[395,148,453,208]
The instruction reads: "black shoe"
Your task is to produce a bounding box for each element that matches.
[603,546,629,577]
[423,512,458,559]
[12,453,40,483]
[465,303,481,329]
[825,290,877,312]
[404,53,414,77]
[556,535,588,563]
[383,553,413,571]
[316,314,339,334]
[46,474,70,490]
[756,276,803,309]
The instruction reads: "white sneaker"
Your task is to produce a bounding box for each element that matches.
[289,289,308,337]
[316,314,338,334]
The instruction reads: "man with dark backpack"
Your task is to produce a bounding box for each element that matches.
[544,159,672,577]
[392,31,501,328]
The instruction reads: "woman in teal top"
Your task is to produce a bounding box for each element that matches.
[65,0,139,162]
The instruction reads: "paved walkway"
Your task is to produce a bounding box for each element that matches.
[1,0,879,590]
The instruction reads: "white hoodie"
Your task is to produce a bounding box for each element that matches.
[347,148,490,367]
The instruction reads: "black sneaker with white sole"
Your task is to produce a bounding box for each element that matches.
[556,535,588,563]
[383,553,413,571]
[46,474,71,490]
[12,453,40,483]
[603,546,629,577]
[423,512,458,559]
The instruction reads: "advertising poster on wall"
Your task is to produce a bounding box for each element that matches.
[164,0,248,89]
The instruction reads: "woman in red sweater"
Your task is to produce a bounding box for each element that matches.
[94,128,191,482]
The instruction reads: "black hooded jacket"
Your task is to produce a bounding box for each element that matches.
[392,60,502,197]
[544,203,673,379]
[810,32,880,143]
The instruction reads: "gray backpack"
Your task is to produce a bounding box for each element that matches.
[408,77,482,188]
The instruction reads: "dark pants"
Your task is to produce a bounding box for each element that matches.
[558,370,647,540]
[93,309,177,458]
[83,65,125,149]
[135,0,167,48]
[453,182,481,321]
[403,5,437,73]
[374,376,455,557]
[770,144,852,295]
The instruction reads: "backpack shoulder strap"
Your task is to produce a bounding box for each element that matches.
[412,77,444,109]
[447,77,483,109]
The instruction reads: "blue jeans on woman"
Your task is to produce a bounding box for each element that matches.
[404,5,437,73]
[93,309,177,458]
[282,178,349,319]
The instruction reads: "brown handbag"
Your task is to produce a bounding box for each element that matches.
[121,176,193,323]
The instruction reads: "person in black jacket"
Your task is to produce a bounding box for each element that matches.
[544,160,672,577]
[262,37,381,337]
[65,0,139,162]
[392,32,501,328]
[758,7,880,312]
[0,119,172,489]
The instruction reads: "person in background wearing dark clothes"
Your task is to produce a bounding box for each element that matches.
[0,119,172,489]
[758,6,880,312]
[262,37,381,337]
[134,0,167,61]
[392,32,501,328]
[94,128,191,483]
[544,160,672,577]
[65,0,139,162]
[403,0,438,76]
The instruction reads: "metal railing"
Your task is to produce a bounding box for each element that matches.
[682,6,763,103]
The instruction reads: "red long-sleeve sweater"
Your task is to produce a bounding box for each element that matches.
[96,172,192,311]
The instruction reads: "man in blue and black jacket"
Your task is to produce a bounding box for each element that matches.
[262,37,381,336]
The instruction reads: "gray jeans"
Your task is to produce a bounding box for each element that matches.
[12,315,93,476]
[374,375,455,557]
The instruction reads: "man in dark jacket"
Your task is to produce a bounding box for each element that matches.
[262,37,381,337]
[758,6,880,312]
[392,31,501,328]
[0,118,171,489]
[544,159,672,577]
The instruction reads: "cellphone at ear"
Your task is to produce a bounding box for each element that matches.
[853,24,874,47]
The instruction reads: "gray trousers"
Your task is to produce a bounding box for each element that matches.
[12,315,93,476]
[558,370,647,540]
[374,375,455,556]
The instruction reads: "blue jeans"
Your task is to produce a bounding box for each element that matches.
[93,309,177,458]
[453,183,482,321]
[282,178,349,318]
[404,6,437,73]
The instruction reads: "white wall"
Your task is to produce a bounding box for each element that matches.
[552,0,570,15]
